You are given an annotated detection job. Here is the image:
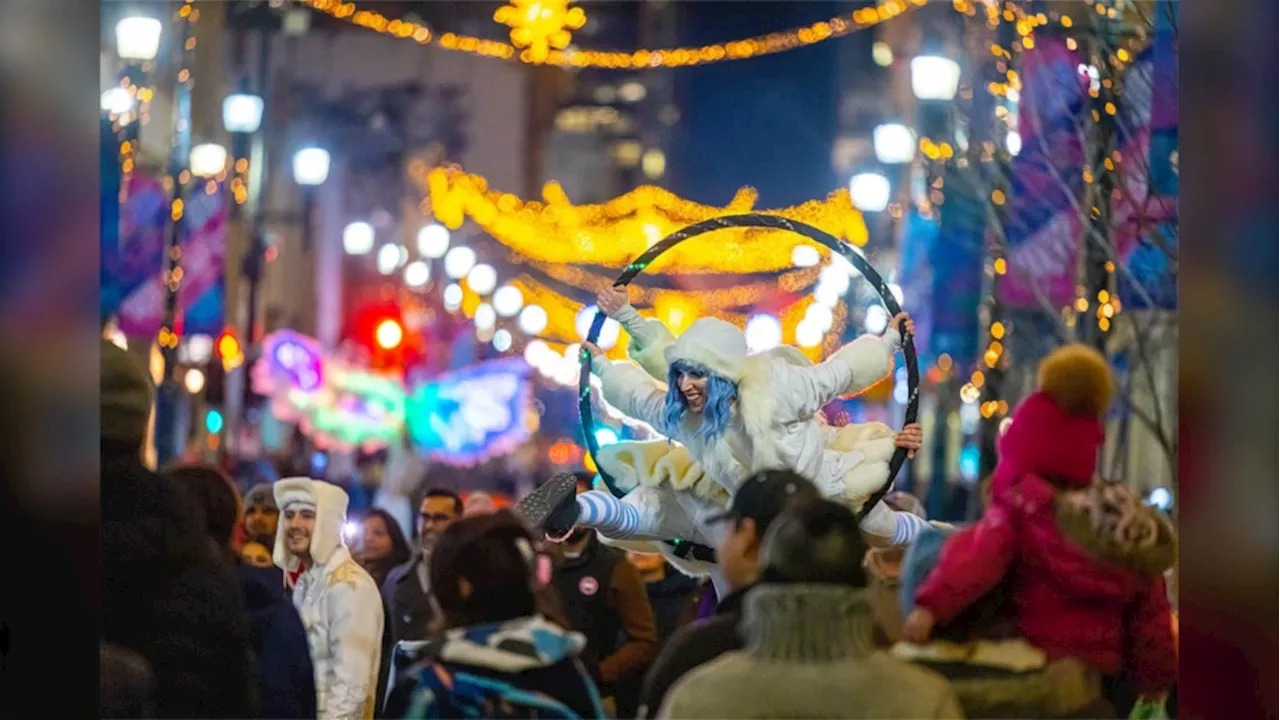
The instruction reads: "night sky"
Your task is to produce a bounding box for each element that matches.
[667,2,844,208]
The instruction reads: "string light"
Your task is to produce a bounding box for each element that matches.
[300,0,923,70]
[523,255,822,310]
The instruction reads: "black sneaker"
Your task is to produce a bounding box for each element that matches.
[514,473,581,538]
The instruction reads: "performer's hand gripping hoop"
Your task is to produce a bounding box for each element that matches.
[577,214,920,523]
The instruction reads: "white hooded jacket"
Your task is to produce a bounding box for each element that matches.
[274,477,385,720]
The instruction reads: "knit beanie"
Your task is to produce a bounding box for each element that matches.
[244,483,278,511]
[100,339,154,448]
[994,345,1113,492]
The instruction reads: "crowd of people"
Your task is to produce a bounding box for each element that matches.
[101,331,1177,718]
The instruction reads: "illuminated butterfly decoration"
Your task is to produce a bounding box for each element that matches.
[252,330,406,453]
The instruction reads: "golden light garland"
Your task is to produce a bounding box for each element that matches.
[301,0,923,69]
[522,255,823,310]
[413,165,869,274]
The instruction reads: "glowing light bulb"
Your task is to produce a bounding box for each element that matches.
[493,285,524,317]
[444,246,477,280]
[744,314,782,353]
[518,304,548,335]
[791,244,821,267]
[864,305,889,334]
[417,223,451,258]
[467,264,497,295]
[795,320,823,348]
[443,283,463,311]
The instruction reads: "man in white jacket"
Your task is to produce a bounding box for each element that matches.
[275,477,384,720]
[517,287,929,592]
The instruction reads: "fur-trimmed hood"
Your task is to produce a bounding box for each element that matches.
[272,477,351,572]
[1054,480,1176,576]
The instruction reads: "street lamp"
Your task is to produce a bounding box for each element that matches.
[873,123,916,164]
[376,244,402,276]
[101,88,135,116]
[292,147,330,186]
[115,16,163,61]
[343,221,375,255]
[417,223,451,258]
[1006,131,1022,156]
[466,264,498,295]
[189,143,228,178]
[910,55,961,101]
[222,93,264,134]
[444,246,477,280]
[849,172,891,213]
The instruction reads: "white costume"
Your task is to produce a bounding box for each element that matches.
[584,306,925,579]
[274,478,385,720]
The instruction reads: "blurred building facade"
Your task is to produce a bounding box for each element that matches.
[536,0,679,200]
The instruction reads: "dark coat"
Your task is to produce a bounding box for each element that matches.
[382,555,435,647]
[635,584,751,718]
[239,564,317,719]
[101,643,155,718]
[101,455,257,718]
[643,569,699,646]
[381,555,435,717]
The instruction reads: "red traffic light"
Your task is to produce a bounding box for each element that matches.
[374,318,404,350]
[216,329,241,359]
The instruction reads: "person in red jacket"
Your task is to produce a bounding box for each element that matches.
[903,344,1177,708]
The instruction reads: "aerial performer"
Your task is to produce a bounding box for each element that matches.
[518,285,929,595]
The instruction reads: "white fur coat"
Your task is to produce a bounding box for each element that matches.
[594,311,900,512]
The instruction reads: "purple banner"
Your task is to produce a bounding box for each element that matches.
[999,40,1177,311]
[116,172,228,335]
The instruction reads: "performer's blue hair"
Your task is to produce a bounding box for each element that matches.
[663,359,737,443]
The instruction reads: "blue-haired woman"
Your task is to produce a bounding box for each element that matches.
[518,286,927,597]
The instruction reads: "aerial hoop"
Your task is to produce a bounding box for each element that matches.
[578,213,919,522]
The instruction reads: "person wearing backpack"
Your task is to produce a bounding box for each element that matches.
[384,510,605,719]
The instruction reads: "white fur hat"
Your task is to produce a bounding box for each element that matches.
[664,317,748,382]
[272,477,350,571]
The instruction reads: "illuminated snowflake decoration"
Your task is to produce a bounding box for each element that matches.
[493,0,586,64]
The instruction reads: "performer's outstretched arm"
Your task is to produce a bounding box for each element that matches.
[587,347,669,432]
[773,315,909,422]
[599,285,676,381]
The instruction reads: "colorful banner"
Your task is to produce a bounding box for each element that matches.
[999,39,1177,311]
[406,358,533,466]
[997,41,1089,310]
[931,173,986,369]
[1118,9,1178,310]
[101,118,122,320]
[898,208,940,364]
[113,171,227,335]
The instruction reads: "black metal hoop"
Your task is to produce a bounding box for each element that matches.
[578,213,919,523]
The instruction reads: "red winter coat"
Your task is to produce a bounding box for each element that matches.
[915,392,1177,696]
